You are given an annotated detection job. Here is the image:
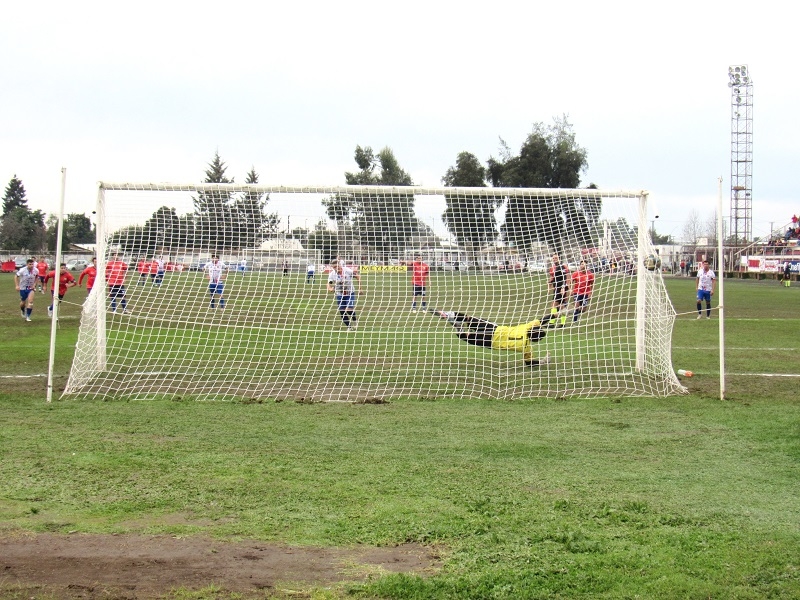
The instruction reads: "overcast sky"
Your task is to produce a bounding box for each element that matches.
[2,1,797,242]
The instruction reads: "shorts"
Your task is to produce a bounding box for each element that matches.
[208,282,225,295]
[553,289,567,305]
[574,294,591,308]
[109,285,126,299]
[697,290,712,302]
[19,288,34,302]
[412,284,426,296]
[335,294,356,311]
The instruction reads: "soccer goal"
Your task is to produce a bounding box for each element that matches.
[64,183,684,401]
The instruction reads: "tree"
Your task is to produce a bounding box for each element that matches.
[142,207,180,255]
[324,145,417,260]
[191,154,277,251]
[1,176,46,251]
[193,151,235,251]
[442,151,487,188]
[232,167,279,249]
[108,225,147,256]
[651,229,673,245]
[2,175,28,215]
[307,220,339,264]
[441,152,498,264]
[486,117,595,257]
[681,209,704,246]
[45,213,96,249]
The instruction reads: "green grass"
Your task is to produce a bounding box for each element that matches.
[0,273,798,598]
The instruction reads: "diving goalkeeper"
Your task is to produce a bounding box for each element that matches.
[431,310,550,367]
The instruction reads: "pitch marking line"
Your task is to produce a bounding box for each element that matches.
[674,347,798,351]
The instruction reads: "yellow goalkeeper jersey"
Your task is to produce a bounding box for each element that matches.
[491,320,542,360]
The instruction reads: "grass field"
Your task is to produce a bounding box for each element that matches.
[0,273,799,598]
[56,269,681,401]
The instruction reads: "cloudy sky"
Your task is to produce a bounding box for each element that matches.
[2,0,797,242]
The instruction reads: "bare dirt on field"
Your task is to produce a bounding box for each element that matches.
[0,533,442,599]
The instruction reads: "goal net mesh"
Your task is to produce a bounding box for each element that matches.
[64,183,684,401]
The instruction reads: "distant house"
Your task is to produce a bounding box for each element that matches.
[69,243,97,254]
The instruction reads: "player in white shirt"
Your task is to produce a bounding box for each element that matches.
[306,263,316,283]
[695,260,716,319]
[326,259,363,330]
[204,255,227,309]
[14,259,38,321]
[155,257,166,287]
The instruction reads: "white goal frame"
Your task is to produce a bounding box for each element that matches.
[64,182,684,401]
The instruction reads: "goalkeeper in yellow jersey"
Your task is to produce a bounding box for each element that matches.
[430,309,550,367]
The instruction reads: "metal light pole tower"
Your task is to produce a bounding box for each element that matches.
[728,65,753,243]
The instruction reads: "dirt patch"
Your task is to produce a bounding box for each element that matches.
[0,532,442,599]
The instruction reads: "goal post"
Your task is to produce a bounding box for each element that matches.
[64,183,685,401]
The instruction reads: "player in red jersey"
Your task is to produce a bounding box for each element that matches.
[36,258,48,293]
[106,254,130,314]
[403,255,430,312]
[45,263,77,317]
[570,260,595,324]
[78,257,98,296]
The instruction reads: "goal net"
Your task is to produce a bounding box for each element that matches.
[64,183,684,401]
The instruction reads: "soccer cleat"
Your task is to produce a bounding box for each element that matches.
[21,309,25,318]
[26,317,32,322]
[122,309,130,315]
[706,316,711,319]
[541,352,551,365]
[111,309,117,314]
[411,308,417,312]
[696,314,702,319]
[48,307,53,318]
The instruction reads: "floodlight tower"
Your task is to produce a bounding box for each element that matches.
[728,65,753,243]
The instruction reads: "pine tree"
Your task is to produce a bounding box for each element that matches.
[194,151,234,250]
[2,175,28,216]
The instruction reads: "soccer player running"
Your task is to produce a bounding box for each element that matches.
[78,257,97,296]
[204,255,227,309]
[695,260,716,319]
[431,310,550,367]
[45,263,77,318]
[542,253,569,327]
[326,259,363,330]
[404,255,430,312]
[570,260,595,323]
[106,254,130,314]
[36,258,48,293]
[14,259,38,321]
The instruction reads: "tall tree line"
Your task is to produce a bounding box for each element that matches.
[109,152,280,256]
[1,175,95,252]
[441,116,596,258]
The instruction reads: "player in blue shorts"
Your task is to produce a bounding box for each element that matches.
[204,255,227,308]
[326,259,363,330]
[14,259,38,321]
[695,260,716,319]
